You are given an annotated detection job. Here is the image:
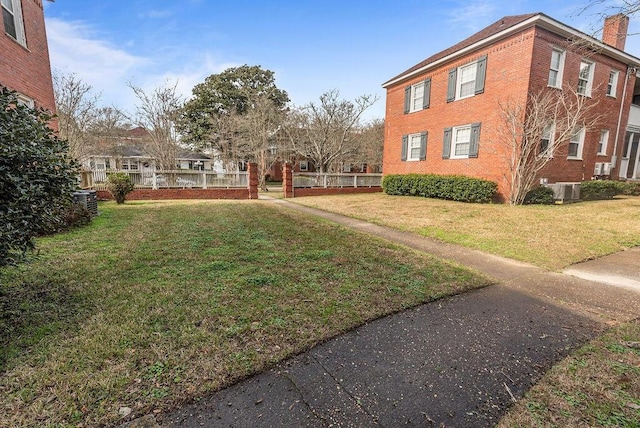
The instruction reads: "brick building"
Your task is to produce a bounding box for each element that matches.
[1,0,55,113]
[382,12,640,200]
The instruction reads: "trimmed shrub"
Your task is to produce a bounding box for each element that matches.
[106,173,135,204]
[619,181,640,196]
[581,180,623,200]
[524,186,555,205]
[382,174,497,203]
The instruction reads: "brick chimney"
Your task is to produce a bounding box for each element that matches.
[602,14,629,51]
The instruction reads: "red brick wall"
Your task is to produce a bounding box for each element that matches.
[383,24,636,200]
[383,27,536,200]
[0,0,56,115]
[97,189,250,201]
[529,28,633,184]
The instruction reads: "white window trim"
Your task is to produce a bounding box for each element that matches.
[607,70,619,98]
[299,160,309,171]
[577,60,595,97]
[548,48,565,89]
[597,129,609,155]
[407,133,423,161]
[2,0,26,47]
[451,125,472,159]
[456,62,477,100]
[540,123,555,158]
[568,128,585,160]
[409,81,425,113]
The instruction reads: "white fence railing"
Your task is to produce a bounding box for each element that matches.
[293,173,382,188]
[91,170,248,190]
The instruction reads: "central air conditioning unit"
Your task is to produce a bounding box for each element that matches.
[72,190,98,216]
[546,182,581,203]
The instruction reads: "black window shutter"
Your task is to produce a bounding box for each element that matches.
[443,127,452,159]
[447,69,457,102]
[423,78,431,109]
[469,123,481,158]
[419,132,427,160]
[404,86,411,114]
[401,135,408,161]
[474,55,487,95]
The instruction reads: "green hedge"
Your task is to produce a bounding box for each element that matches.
[619,181,640,196]
[524,186,555,205]
[580,180,623,200]
[382,174,497,203]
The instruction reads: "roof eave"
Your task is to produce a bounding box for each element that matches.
[382,14,640,89]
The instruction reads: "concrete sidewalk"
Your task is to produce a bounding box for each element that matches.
[154,198,639,428]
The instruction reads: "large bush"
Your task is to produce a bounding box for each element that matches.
[0,87,79,266]
[106,172,135,204]
[382,174,497,203]
[524,186,555,205]
[581,180,623,200]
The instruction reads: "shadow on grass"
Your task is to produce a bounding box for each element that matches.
[0,277,87,372]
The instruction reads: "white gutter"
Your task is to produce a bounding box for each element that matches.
[383,13,640,88]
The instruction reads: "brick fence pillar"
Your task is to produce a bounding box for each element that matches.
[282,162,293,198]
[248,162,259,199]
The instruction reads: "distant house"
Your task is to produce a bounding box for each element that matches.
[84,127,223,174]
[0,0,55,114]
[383,12,640,200]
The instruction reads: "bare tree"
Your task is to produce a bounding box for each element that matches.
[352,118,385,172]
[88,107,132,167]
[284,90,378,173]
[129,81,183,171]
[233,95,287,190]
[498,87,602,205]
[53,71,100,161]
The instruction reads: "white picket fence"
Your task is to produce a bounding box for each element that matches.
[293,173,382,188]
[90,169,248,190]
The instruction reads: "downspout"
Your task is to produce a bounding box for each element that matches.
[612,66,633,170]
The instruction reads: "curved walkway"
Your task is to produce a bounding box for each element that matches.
[150,197,639,428]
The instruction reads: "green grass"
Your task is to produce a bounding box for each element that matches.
[0,200,490,427]
[498,319,640,428]
[292,193,640,270]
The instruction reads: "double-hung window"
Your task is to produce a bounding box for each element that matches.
[447,55,487,102]
[607,71,619,97]
[401,132,427,161]
[597,130,609,155]
[568,128,585,159]
[577,60,595,96]
[540,123,555,157]
[403,78,431,113]
[548,48,565,88]
[1,0,26,47]
[442,123,481,159]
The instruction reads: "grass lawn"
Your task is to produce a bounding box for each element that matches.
[291,193,640,270]
[0,200,490,427]
[497,319,640,428]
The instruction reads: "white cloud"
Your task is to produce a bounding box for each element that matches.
[46,17,147,112]
[46,17,238,116]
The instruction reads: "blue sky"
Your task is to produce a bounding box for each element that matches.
[43,0,640,121]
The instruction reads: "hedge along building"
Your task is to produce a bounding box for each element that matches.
[382,12,640,201]
[0,0,55,118]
